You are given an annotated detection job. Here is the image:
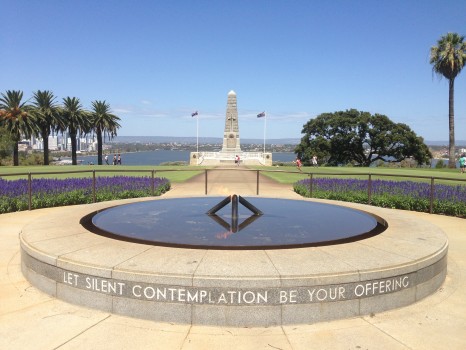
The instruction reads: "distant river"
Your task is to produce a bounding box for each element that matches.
[73,150,296,166]
[71,151,448,168]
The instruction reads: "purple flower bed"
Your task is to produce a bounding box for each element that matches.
[0,176,170,213]
[294,178,466,217]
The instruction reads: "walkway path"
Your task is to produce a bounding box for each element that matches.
[1,168,465,349]
[164,167,303,198]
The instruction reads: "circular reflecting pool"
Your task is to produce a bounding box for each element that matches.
[83,197,386,249]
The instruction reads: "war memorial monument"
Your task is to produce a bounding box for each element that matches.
[190,90,273,166]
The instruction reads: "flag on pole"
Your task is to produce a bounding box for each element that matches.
[257,111,266,118]
[191,111,198,117]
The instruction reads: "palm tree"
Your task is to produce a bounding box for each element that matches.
[31,90,64,165]
[90,100,121,165]
[0,90,37,166]
[61,97,89,165]
[430,32,466,168]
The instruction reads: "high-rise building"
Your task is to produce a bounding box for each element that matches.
[48,136,58,151]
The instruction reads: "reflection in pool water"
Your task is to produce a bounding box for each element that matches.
[88,197,386,249]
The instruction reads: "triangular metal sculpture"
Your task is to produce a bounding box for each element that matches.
[206,195,263,233]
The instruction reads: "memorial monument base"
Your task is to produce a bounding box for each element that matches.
[190,151,273,166]
[20,197,447,327]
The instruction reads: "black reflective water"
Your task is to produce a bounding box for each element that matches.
[88,198,385,249]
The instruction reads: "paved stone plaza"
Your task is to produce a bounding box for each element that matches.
[1,169,466,349]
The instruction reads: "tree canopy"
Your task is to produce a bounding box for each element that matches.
[91,100,121,165]
[61,97,89,166]
[430,32,466,168]
[0,88,122,166]
[294,109,432,167]
[0,90,38,165]
[31,90,64,165]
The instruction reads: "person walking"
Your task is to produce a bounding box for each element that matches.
[235,154,240,166]
[113,154,117,165]
[104,154,109,165]
[312,155,318,167]
[295,157,302,172]
[117,154,122,165]
[460,153,466,174]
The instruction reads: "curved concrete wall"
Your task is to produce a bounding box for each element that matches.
[20,198,447,327]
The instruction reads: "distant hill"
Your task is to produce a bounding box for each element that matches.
[111,136,301,145]
[111,136,466,147]
[425,140,466,146]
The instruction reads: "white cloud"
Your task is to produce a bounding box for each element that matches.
[113,108,133,114]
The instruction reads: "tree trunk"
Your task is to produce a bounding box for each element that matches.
[70,131,77,165]
[97,129,103,165]
[448,79,456,168]
[42,128,50,165]
[13,142,19,166]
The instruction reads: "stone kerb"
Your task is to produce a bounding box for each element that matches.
[20,198,448,327]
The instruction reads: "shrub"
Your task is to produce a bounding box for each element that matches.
[0,176,170,213]
[435,159,446,168]
[294,177,466,218]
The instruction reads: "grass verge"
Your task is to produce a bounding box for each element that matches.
[0,165,207,182]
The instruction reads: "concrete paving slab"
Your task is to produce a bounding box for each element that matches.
[185,325,292,350]
[193,250,281,288]
[0,280,53,315]
[57,241,152,277]
[114,246,207,285]
[285,321,410,349]
[0,299,110,350]
[57,318,189,350]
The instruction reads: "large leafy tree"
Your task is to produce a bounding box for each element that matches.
[295,109,432,167]
[90,100,121,165]
[430,32,466,168]
[61,97,89,165]
[0,90,37,166]
[31,90,64,165]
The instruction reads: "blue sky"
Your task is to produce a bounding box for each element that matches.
[2,0,466,141]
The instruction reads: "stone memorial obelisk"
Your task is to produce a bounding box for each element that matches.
[190,90,272,165]
[221,90,241,153]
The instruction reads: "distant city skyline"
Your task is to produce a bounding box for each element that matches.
[24,134,466,150]
[2,1,466,142]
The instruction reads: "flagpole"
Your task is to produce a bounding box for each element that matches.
[191,111,199,163]
[263,112,266,154]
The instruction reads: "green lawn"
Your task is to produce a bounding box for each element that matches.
[250,165,466,186]
[2,164,466,187]
[0,165,207,183]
